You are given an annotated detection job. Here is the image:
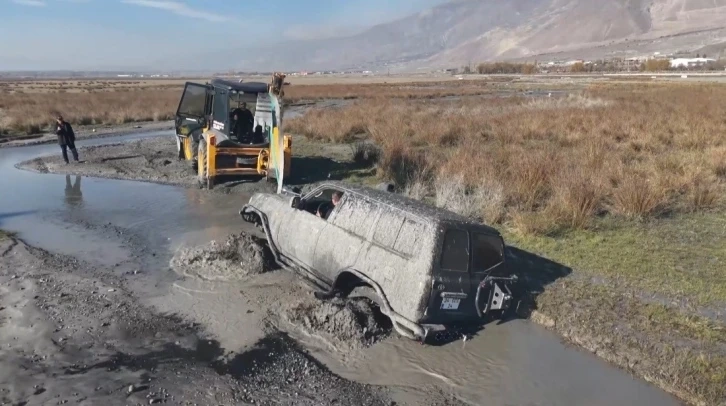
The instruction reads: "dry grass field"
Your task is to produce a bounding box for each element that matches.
[286,84,726,234]
[0,76,557,136]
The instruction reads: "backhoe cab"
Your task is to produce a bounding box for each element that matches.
[174,74,291,189]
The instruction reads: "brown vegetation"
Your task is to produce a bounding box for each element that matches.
[0,89,180,135]
[0,78,513,135]
[641,58,672,72]
[285,84,726,234]
[283,80,500,101]
[569,62,587,72]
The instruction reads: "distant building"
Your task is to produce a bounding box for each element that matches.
[670,58,715,68]
[624,57,643,68]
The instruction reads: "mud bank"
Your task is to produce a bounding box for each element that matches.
[18,137,224,189]
[0,120,174,149]
[522,277,726,406]
[0,234,394,405]
[16,134,359,194]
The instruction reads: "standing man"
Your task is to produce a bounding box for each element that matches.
[56,115,79,164]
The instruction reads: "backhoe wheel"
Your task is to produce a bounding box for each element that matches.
[175,136,184,160]
[190,137,200,171]
[197,140,207,188]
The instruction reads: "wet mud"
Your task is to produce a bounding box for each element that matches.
[170,231,393,351]
[16,133,359,195]
[170,232,275,281]
[19,137,224,189]
[284,297,392,350]
[0,120,174,149]
[0,235,393,406]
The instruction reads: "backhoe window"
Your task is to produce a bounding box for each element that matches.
[177,83,206,117]
[229,91,257,116]
[212,90,228,130]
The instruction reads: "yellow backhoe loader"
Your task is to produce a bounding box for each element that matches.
[174,73,290,189]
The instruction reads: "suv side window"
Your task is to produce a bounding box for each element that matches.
[302,188,343,219]
[440,229,469,272]
[472,233,504,272]
[372,209,404,248]
[332,197,377,238]
[393,218,425,256]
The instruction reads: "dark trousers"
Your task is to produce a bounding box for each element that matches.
[61,140,79,163]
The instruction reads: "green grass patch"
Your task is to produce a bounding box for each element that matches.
[535,279,726,405]
[504,211,726,306]
[0,229,16,240]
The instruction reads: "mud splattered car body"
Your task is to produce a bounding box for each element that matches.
[240,181,518,341]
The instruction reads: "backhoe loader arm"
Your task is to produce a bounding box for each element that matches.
[270,72,286,98]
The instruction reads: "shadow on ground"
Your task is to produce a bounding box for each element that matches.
[214,156,371,189]
[287,156,372,185]
[505,246,573,317]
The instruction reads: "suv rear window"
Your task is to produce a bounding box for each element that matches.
[472,233,504,272]
[440,229,469,272]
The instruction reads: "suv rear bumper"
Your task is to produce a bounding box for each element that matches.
[418,275,519,343]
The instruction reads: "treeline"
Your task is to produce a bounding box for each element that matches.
[475,62,537,74]
[461,58,726,74]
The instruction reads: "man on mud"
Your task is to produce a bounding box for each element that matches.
[55,115,79,164]
[317,191,342,220]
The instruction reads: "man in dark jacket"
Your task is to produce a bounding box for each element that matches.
[230,102,254,142]
[56,115,79,164]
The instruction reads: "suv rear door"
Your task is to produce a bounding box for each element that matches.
[428,227,473,320]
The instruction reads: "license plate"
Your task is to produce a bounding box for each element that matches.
[440,298,460,310]
[236,158,256,165]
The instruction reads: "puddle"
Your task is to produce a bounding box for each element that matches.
[0,131,684,406]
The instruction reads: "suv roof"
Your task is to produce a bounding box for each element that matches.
[311,181,501,236]
[210,78,269,94]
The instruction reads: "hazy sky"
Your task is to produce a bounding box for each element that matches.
[1,0,447,71]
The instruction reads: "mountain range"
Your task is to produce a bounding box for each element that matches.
[218,0,726,72]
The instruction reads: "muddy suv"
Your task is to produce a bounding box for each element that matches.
[239,181,518,341]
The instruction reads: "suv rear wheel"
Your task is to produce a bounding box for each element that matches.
[348,286,383,308]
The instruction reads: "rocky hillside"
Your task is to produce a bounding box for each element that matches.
[226,0,726,71]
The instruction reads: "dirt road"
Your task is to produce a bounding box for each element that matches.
[0,121,175,149]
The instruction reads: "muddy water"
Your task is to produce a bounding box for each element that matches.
[0,131,255,263]
[0,132,683,406]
